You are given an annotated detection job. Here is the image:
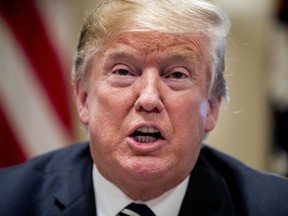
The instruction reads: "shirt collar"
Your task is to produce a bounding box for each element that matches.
[92,164,189,216]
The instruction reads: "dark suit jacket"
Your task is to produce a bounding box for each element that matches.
[1,142,288,216]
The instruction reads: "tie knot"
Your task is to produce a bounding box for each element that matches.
[117,202,156,216]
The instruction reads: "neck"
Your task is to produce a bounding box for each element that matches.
[111,172,189,201]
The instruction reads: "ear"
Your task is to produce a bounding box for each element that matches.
[74,82,89,125]
[204,97,221,133]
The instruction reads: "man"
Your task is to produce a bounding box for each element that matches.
[1,0,288,215]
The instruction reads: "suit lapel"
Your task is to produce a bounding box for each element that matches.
[53,146,97,216]
[178,152,235,216]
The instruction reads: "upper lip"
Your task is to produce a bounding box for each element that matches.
[136,127,159,133]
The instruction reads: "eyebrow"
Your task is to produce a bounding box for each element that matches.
[166,44,203,60]
[104,47,200,61]
[100,41,203,70]
[102,46,139,62]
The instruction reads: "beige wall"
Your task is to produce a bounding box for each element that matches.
[206,0,274,170]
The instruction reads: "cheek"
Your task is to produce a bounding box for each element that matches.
[85,89,117,151]
[87,84,126,126]
[167,95,208,156]
[172,96,208,131]
[86,84,134,153]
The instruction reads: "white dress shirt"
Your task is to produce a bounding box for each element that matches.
[92,164,190,216]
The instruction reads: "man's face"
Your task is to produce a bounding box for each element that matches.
[75,31,220,199]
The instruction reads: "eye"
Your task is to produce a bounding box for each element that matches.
[112,64,136,77]
[115,69,131,76]
[166,70,189,80]
[169,72,187,79]
[163,67,193,90]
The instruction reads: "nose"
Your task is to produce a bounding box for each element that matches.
[135,70,164,113]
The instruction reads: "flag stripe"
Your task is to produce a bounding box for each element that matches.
[0,0,75,167]
[0,17,71,160]
[0,98,27,167]
[0,0,72,135]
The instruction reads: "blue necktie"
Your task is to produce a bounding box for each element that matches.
[117,202,156,216]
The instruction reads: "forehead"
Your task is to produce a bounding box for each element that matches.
[100,31,207,62]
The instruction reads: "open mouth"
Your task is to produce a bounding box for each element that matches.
[131,127,164,143]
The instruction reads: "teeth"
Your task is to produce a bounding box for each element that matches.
[135,136,157,143]
[133,127,161,143]
[136,127,159,133]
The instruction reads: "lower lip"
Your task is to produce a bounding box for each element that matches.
[127,137,165,153]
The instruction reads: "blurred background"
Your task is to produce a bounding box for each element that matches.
[0,0,287,175]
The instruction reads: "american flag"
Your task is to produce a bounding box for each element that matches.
[0,0,79,167]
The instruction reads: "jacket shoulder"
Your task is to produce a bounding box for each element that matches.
[201,145,288,216]
[0,142,91,179]
[0,142,91,216]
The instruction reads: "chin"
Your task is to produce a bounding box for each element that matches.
[121,155,173,181]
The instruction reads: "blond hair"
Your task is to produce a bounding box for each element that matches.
[72,0,230,98]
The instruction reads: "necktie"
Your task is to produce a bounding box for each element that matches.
[117,202,156,216]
